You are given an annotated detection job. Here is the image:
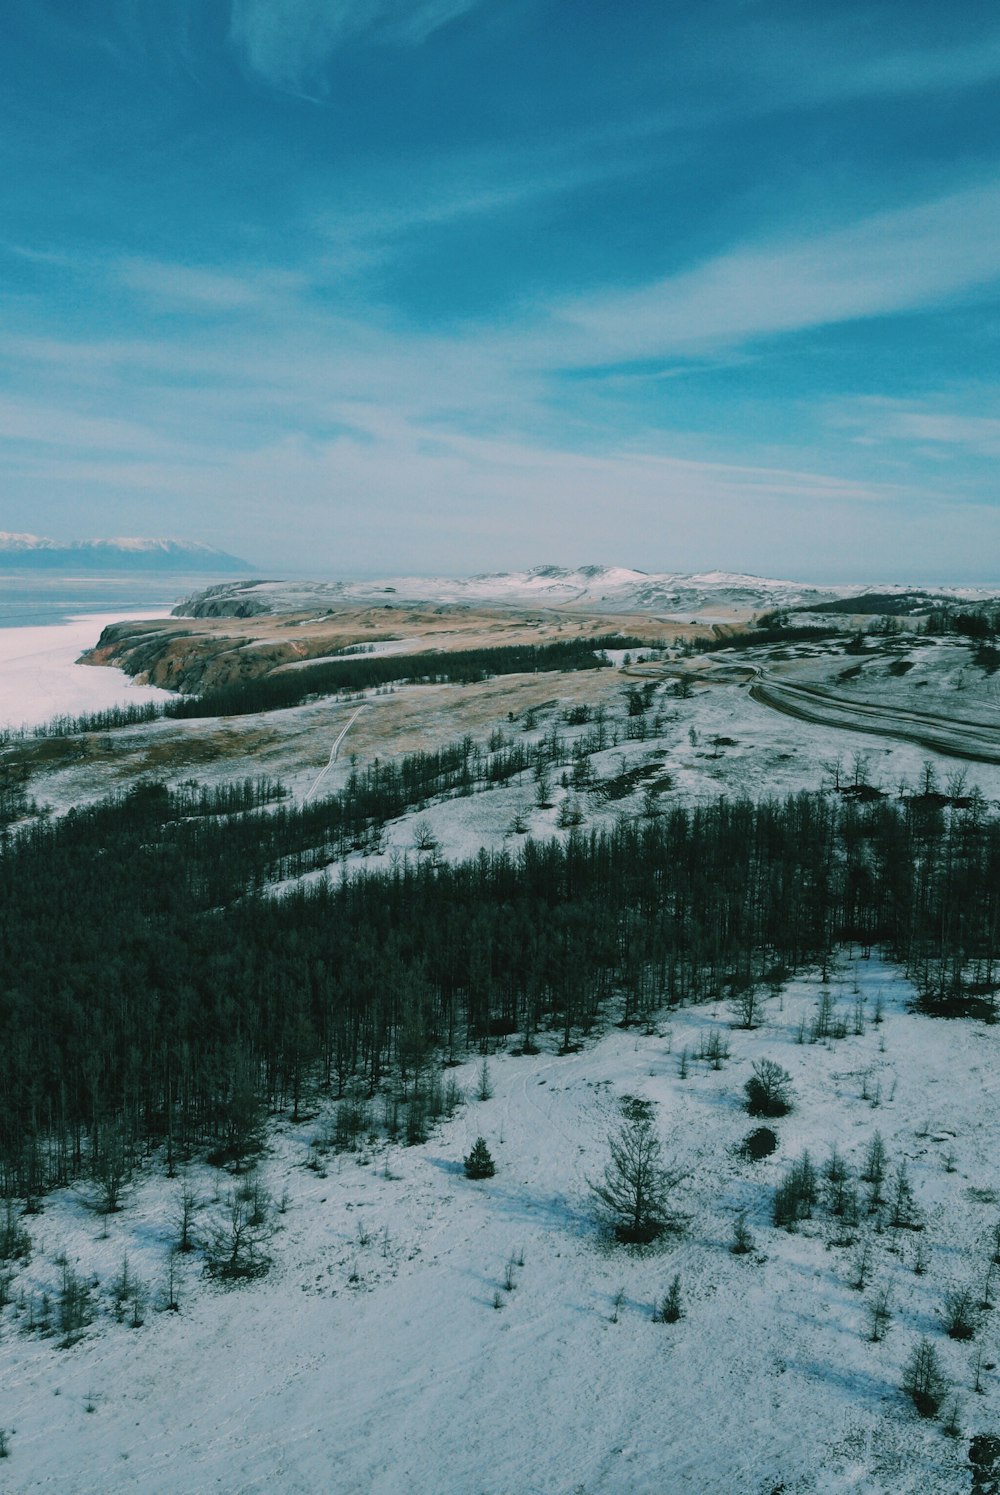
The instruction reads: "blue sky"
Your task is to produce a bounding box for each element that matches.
[1,0,998,580]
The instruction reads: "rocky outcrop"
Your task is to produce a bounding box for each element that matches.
[171,581,275,618]
[80,620,323,695]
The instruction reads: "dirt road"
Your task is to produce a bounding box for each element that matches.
[746,672,1000,764]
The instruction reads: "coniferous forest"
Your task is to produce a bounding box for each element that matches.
[0,735,997,1200]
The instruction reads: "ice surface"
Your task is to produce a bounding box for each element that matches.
[0,612,174,730]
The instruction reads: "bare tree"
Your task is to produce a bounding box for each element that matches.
[942,1284,978,1341]
[91,1123,134,1215]
[204,1188,272,1281]
[732,985,766,1030]
[866,1282,892,1342]
[175,1180,198,1254]
[744,1060,794,1118]
[902,1337,947,1417]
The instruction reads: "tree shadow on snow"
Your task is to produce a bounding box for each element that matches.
[425,1155,592,1234]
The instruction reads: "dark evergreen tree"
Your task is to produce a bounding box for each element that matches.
[464,1138,495,1179]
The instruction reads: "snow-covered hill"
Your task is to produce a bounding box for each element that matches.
[173,565,999,620]
[0,957,988,1494]
[0,534,252,573]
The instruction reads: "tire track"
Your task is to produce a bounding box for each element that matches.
[748,677,1000,764]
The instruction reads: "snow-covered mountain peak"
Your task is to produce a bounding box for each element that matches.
[0,534,252,572]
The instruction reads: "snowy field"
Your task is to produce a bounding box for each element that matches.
[0,957,993,1493]
[13,633,1000,828]
[0,613,174,730]
[2,609,1000,1492]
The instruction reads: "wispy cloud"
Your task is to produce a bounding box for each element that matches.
[840,33,1000,100]
[0,395,177,457]
[747,24,1000,112]
[117,258,303,313]
[831,398,1000,459]
[895,412,1000,452]
[545,182,1000,364]
[228,0,483,95]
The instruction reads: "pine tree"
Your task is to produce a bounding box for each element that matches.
[889,1162,919,1229]
[464,1137,495,1179]
[591,1112,685,1244]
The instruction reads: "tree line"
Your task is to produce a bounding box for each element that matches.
[0,738,997,1197]
[163,634,646,719]
[0,635,646,747]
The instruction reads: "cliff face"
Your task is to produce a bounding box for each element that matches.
[81,620,322,694]
[175,597,272,618]
[170,580,275,617]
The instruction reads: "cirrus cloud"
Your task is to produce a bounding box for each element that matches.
[228,0,484,95]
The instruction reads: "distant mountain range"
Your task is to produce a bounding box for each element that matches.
[174,563,997,621]
[0,533,253,573]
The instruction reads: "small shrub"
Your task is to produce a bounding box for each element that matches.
[732,985,765,1030]
[653,1274,683,1323]
[129,1279,148,1329]
[730,1213,756,1255]
[236,1172,272,1228]
[699,1028,730,1069]
[175,1183,197,1254]
[740,1127,778,1161]
[824,1148,858,1219]
[443,1077,464,1116]
[405,1093,429,1147]
[112,1256,131,1322]
[970,1435,1000,1489]
[464,1138,496,1180]
[333,1097,370,1153]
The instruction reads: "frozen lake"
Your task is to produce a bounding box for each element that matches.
[0,611,174,730]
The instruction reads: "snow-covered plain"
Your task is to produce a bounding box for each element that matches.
[0,613,174,730]
[0,958,992,1493]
